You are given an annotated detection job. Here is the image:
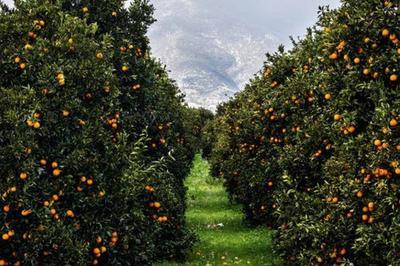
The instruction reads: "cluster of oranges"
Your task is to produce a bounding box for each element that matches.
[145,186,169,223]
[145,185,155,193]
[329,28,399,83]
[14,56,26,70]
[77,175,95,192]
[2,230,15,241]
[39,160,62,177]
[56,72,65,86]
[132,83,141,91]
[106,113,120,130]
[26,112,41,129]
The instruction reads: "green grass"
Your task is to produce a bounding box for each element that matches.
[157,154,281,266]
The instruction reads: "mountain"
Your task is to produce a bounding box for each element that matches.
[148,0,280,111]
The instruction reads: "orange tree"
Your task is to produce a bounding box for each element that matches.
[0,0,194,265]
[60,0,195,182]
[61,0,197,260]
[182,107,214,155]
[210,0,400,264]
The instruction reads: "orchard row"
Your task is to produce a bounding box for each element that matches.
[207,0,400,265]
[0,1,212,265]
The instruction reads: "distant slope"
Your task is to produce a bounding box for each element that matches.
[148,0,279,110]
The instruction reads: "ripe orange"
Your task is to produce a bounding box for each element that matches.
[87,179,94,185]
[112,11,117,17]
[132,84,141,90]
[20,172,28,180]
[390,74,398,81]
[20,63,26,70]
[390,119,398,127]
[329,52,338,60]
[93,248,101,255]
[3,205,10,212]
[122,65,129,72]
[96,52,103,60]
[53,169,61,177]
[100,246,107,253]
[374,139,382,146]
[334,114,342,121]
[66,210,75,217]
[2,233,9,241]
[62,110,70,117]
[51,162,58,168]
[356,191,363,198]
[354,57,361,64]
[154,202,161,208]
[339,248,346,256]
[33,121,41,129]
[26,119,34,127]
[362,214,369,222]
[368,202,375,211]
[15,56,21,63]
[40,159,47,166]
[324,93,332,100]
[82,7,89,13]
[52,195,59,201]
[56,73,64,80]
[21,209,32,216]
[382,28,390,37]
[382,142,389,149]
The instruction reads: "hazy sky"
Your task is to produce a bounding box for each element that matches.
[3,0,342,110]
[148,0,341,110]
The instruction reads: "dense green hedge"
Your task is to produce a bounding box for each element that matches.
[0,0,195,264]
[209,0,400,264]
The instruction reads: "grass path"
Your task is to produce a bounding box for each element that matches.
[157,154,280,266]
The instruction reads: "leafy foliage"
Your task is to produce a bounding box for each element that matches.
[209,0,400,264]
[0,0,196,264]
